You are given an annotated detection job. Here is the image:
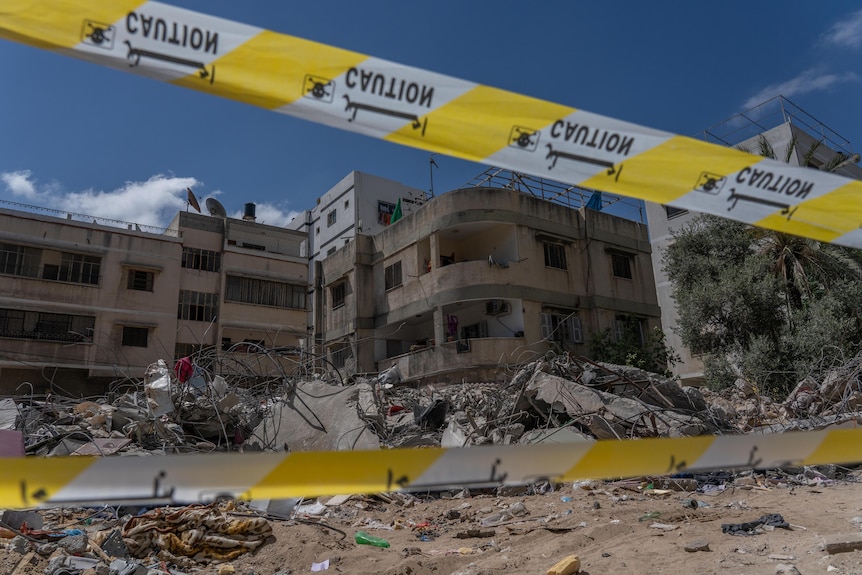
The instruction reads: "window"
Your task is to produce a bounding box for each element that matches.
[0,244,41,278]
[327,247,336,256]
[378,201,396,225]
[614,315,645,345]
[540,312,583,343]
[316,227,320,235]
[121,326,149,347]
[0,308,26,336]
[344,200,350,210]
[664,205,688,219]
[611,253,632,279]
[127,270,154,291]
[0,308,94,342]
[543,243,567,270]
[331,345,351,369]
[384,261,402,291]
[331,282,346,309]
[327,210,336,227]
[181,247,220,272]
[225,276,306,309]
[175,342,200,359]
[178,290,218,322]
[59,252,101,285]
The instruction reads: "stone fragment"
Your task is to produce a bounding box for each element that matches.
[775,564,801,575]
[546,554,580,575]
[57,533,88,555]
[684,540,710,552]
[823,532,862,554]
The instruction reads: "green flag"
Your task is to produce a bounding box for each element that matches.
[390,198,403,223]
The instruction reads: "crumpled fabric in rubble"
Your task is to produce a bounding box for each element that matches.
[122,503,272,564]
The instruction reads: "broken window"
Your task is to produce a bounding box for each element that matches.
[540,312,582,343]
[611,252,633,279]
[543,242,567,270]
[121,326,149,347]
[178,290,218,322]
[331,344,351,368]
[384,261,402,291]
[331,282,346,309]
[127,269,154,291]
[181,247,221,272]
[614,315,645,345]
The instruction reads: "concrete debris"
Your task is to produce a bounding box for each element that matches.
[3,351,862,570]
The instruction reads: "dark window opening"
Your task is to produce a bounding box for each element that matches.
[122,326,149,347]
[543,242,567,270]
[127,270,154,291]
[611,253,633,279]
[384,261,403,291]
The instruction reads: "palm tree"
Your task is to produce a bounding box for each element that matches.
[744,135,862,320]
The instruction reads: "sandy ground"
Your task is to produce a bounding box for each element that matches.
[4,473,862,575]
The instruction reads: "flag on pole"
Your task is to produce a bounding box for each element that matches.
[390,198,403,223]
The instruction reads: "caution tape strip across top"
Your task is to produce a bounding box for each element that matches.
[0,428,860,508]
[3,1,862,247]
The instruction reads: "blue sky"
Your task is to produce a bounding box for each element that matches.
[1,1,861,228]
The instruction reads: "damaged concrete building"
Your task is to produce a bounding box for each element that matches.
[0,205,308,394]
[317,180,661,382]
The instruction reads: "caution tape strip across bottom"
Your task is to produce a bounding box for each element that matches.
[1,428,860,509]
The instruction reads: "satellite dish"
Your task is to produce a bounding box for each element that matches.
[205,198,227,218]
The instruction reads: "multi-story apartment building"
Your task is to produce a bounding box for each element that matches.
[0,203,308,394]
[318,184,661,382]
[646,96,862,384]
[288,171,427,355]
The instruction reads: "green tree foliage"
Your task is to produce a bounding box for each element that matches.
[588,322,680,378]
[663,214,862,397]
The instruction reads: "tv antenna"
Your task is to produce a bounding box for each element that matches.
[205,198,227,218]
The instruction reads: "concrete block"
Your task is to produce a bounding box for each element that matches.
[824,532,862,554]
[546,554,580,575]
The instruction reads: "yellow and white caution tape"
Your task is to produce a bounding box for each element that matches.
[2,1,862,247]
[1,428,860,508]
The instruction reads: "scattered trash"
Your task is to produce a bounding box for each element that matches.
[722,514,790,536]
[311,559,330,571]
[354,530,390,548]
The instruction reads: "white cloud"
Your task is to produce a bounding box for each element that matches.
[0,172,300,229]
[228,202,301,228]
[823,9,862,48]
[742,68,860,110]
[1,170,38,199]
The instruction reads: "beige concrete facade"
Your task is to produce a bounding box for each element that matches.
[319,186,661,381]
[0,207,307,394]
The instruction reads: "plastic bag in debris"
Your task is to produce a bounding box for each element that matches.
[144,360,175,418]
[378,366,401,388]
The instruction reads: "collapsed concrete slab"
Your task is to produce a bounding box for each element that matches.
[247,380,380,452]
[524,371,713,438]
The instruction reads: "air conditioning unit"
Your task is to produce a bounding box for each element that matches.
[485,299,510,316]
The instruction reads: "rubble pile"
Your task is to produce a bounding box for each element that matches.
[2,351,862,572]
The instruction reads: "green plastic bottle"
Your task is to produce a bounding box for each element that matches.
[355,530,390,548]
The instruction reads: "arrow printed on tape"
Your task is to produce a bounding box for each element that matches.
[2,1,862,246]
[1,429,861,508]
